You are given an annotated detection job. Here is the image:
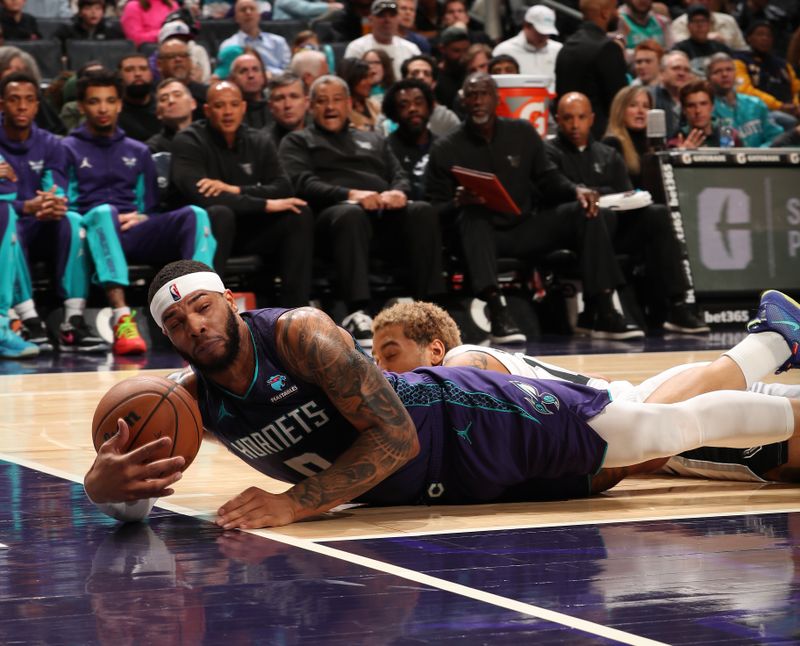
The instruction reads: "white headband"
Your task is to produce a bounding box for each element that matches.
[150,272,226,328]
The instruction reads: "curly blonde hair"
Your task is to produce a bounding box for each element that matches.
[373,302,462,352]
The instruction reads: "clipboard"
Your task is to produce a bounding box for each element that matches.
[451,165,521,216]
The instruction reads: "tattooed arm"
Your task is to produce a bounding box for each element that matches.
[216,307,419,529]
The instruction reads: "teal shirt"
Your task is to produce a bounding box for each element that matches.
[621,13,667,48]
[712,93,783,147]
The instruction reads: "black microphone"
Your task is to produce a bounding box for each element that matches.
[646,108,667,152]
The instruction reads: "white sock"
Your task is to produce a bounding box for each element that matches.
[14,299,38,322]
[750,382,800,398]
[112,307,131,325]
[723,332,791,388]
[589,391,794,468]
[64,298,86,322]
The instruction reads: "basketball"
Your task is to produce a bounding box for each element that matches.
[92,375,203,470]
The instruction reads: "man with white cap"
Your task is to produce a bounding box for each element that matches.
[344,0,421,78]
[492,5,562,93]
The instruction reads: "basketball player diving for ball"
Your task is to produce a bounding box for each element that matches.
[83,260,800,529]
[371,300,800,486]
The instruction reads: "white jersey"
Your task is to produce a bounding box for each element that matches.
[442,345,635,400]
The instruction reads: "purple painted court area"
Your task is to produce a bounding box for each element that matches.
[0,462,615,645]
[330,516,800,645]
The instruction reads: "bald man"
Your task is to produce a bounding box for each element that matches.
[169,81,314,308]
[546,93,708,334]
[555,0,628,137]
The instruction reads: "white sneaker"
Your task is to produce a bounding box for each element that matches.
[341,310,374,348]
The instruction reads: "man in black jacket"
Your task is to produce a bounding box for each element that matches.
[54,0,124,51]
[555,0,627,138]
[279,75,445,347]
[547,92,709,334]
[117,54,161,142]
[229,52,273,131]
[425,74,641,342]
[267,73,310,146]
[156,38,207,122]
[170,82,313,306]
[0,0,39,40]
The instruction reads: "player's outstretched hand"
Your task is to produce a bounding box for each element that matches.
[216,486,298,529]
[84,418,185,504]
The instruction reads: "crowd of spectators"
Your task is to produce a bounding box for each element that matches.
[1,0,799,360]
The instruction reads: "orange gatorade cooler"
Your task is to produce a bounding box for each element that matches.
[493,75,551,137]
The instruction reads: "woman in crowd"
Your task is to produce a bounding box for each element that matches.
[362,49,395,102]
[121,0,177,46]
[603,85,653,189]
[337,57,383,132]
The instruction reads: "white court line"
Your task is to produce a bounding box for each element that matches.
[0,451,669,645]
[248,526,668,646]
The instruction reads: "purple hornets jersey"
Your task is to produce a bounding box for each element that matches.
[196,308,611,505]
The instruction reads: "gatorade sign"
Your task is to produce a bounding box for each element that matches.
[493,75,551,137]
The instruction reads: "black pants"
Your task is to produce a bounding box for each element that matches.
[208,204,314,307]
[315,201,445,303]
[459,201,625,298]
[610,204,690,304]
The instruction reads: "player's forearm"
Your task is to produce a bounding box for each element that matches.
[284,423,420,521]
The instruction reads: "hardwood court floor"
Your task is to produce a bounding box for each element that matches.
[1,349,798,541]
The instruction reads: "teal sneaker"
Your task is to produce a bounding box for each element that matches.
[0,318,39,359]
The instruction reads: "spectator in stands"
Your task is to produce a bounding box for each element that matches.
[0,72,109,353]
[734,20,800,130]
[733,0,795,58]
[425,73,639,343]
[603,85,653,189]
[493,5,562,93]
[117,54,161,142]
[363,48,395,101]
[396,0,431,54]
[147,78,196,153]
[0,0,40,40]
[156,38,207,120]
[220,0,291,76]
[673,5,732,76]
[329,0,372,43]
[0,46,65,134]
[229,51,272,129]
[631,39,664,86]
[708,52,783,145]
[289,49,329,89]
[170,81,312,307]
[400,54,460,136]
[337,57,383,132]
[120,0,177,47]
[462,43,491,75]
[25,0,70,18]
[290,30,320,55]
[435,26,470,109]
[670,78,741,146]
[548,92,707,334]
[414,0,439,38]
[438,0,490,45]
[650,50,692,138]
[54,0,124,51]
[272,0,342,22]
[384,78,434,200]
[64,70,217,355]
[280,75,445,346]
[158,15,212,84]
[488,54,520,75]
[267,72,310,144]
[556,0,628,138]
[618,0,672,56]
[670,0,746,50]
[59,61,102,132]
[344,0,421,78]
